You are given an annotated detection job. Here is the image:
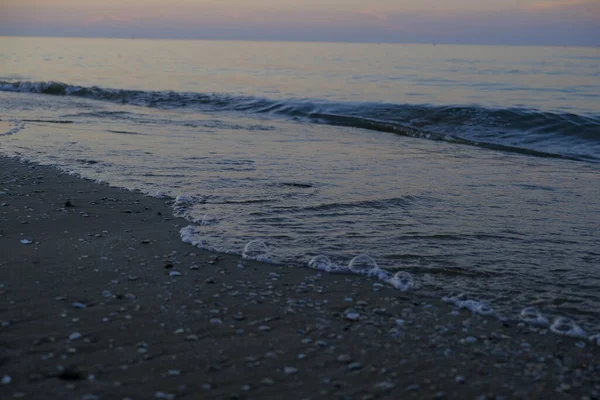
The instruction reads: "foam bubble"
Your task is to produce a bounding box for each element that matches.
[442,293,494,316]
[179,225,214,251]
[308,255,332,271]
[388,271,414,291]
[154,190,169,199]
[519,307,549,327]
[457,300,495,316]
[348,254,378,274]
[174,194,201,207]
[201,213,219,226]
[173,194,206,217]
[471,302,495,316]
[550,317,586,338]
[242,240,270,261]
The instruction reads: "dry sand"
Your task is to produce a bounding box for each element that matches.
[1,155,599,400]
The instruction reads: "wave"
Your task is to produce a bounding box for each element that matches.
[2,80,599,162]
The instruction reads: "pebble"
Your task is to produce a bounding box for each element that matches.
[337,354,352,363]
[155,392,175,400]
[455,375,466,384]
[374,381,395,392]
[169,271,182,277]
[283,367,298,375]
[2,375,11,384]
[405,384,420,391]
[344,312,360,321]
[68,332,82,341]
[463,336,478,344]
[348,362,362,370]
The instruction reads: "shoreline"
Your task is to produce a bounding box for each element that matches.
[1,154,599,399]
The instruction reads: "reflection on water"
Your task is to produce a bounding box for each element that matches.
[1,37,599,113]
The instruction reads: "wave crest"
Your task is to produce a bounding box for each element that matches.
[2,80,599,162]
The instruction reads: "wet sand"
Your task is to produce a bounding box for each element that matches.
[1,155,599,400]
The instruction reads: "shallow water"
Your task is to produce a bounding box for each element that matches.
[1,37,599,331]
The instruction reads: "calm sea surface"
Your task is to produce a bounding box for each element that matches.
[1,37,599,332]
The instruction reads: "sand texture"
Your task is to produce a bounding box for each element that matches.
[1,155,599,400]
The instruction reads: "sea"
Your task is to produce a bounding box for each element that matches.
[1,37,599,334]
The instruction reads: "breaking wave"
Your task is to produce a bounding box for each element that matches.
[2,80,599,162]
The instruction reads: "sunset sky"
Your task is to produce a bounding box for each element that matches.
[1,0,599,46]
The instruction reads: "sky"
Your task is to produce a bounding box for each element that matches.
[1,0,599,46]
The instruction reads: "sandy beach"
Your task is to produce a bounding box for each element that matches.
[1,154,599,400]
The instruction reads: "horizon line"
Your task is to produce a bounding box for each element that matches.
[1,34,598,49]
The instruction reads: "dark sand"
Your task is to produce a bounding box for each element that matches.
[1,155,599,400]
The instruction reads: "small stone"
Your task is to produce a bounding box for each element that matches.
[155,392,175,400]
[374,381,395,392]
[72,302,87,309]
[463,336,477,344]
[283,367,298,375]
[559,383,571,392]
[337,354,352,363]
[58,367,84,381]
[168,370,181,376]
[69,332,82,341]
[455,375,466,384]
[1,375,11,384]
[348,362,362,370]
[233,313,245,321]
[169,271,181,277]
[344,312,360,321]
[261,378,274,385]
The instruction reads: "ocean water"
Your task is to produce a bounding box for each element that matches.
[1,37,599,332]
